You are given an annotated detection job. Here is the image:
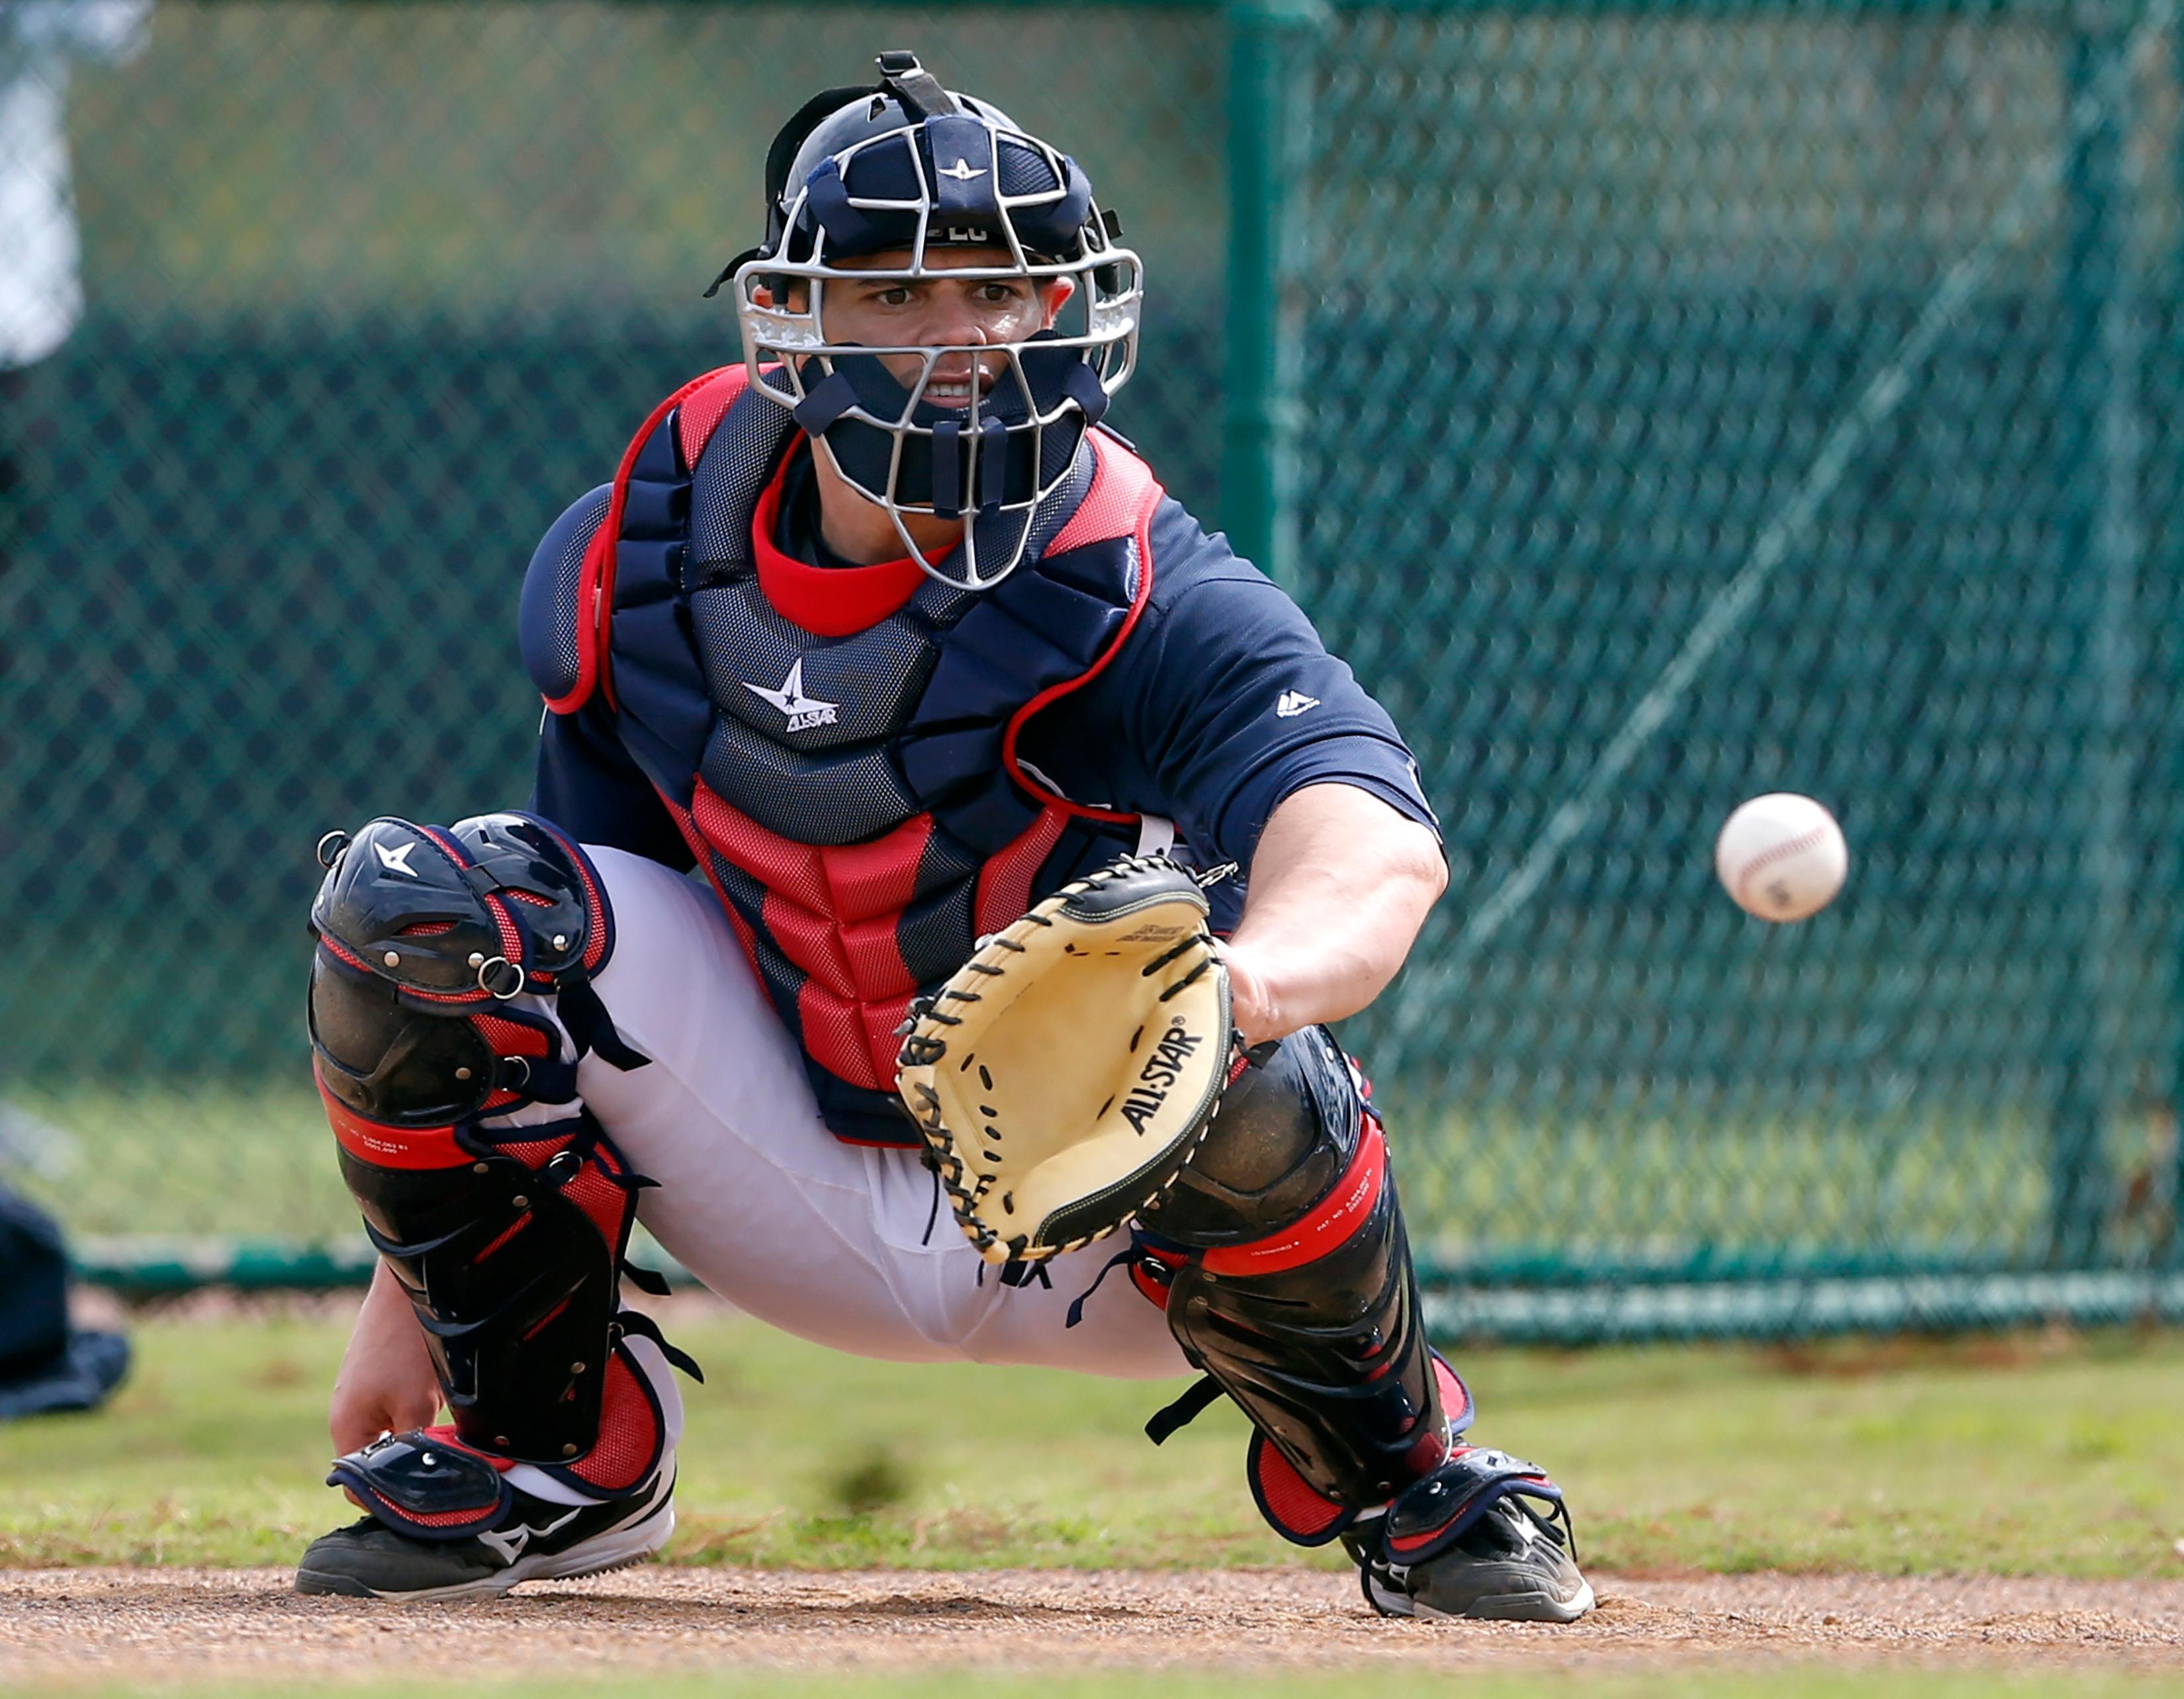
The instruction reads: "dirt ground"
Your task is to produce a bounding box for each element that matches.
[2,1568,2181,1682]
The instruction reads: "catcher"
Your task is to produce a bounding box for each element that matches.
[296,54,1592,1622]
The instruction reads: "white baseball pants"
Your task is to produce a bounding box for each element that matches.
[487,845,1188,1380]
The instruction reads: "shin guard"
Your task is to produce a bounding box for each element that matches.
[324,1095,664,1469]
[1136,1025,1448,1508]
[310,813,684,1493]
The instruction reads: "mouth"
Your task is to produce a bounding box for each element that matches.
[923,364,999,409]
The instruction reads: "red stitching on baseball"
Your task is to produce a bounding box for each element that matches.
[1735,825,1829,907]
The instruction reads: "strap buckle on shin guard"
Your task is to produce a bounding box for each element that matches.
[1065,1232,1182,1329]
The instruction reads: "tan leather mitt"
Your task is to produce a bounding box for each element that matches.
[895,854,1234,1264]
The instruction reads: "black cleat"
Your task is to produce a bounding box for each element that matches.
[293,1462,674,1602]
[1347,1460,1593,1623]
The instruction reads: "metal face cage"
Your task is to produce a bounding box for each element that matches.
[732,107,1142,591]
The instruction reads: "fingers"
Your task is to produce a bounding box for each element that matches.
[328,1371,439,1453]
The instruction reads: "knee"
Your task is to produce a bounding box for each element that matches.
[581,844,714,966]
[1136,1025,1363,1250]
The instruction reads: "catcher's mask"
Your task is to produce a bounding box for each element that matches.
[709,50,1142,592]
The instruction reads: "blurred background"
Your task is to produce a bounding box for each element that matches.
[2,0,2181,1342]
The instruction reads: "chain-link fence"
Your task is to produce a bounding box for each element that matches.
[3,0,2181,1338]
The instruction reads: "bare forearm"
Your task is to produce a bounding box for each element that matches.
[1220,782,1447,1045]
[329,1258,441,1455]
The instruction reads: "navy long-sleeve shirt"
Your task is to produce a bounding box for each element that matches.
[527,466,1440,884]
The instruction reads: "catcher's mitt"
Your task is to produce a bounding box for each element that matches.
[895,854,1234,1264]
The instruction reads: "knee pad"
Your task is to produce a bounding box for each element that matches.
[309,812,643,1126]
[309,957,572,1128]
[1138,1024,1361,1249]
[307,813,678,1477]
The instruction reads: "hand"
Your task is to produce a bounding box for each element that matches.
[328,1261,442,1460]
[1216,939,1283,1050]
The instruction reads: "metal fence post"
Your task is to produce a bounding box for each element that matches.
[1222,0,1324,592]
[2171,2,2184,1273]
[2052,0,2142,1266]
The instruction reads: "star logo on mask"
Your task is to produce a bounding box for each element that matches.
[745,657,840,733]
[939,158,985,182]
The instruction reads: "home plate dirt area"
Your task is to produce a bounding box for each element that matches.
[3,1568,2183,1682]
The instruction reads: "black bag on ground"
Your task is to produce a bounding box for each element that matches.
[0,1183,127,1419]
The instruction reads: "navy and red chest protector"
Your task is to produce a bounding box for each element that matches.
[544,365,1165,1147]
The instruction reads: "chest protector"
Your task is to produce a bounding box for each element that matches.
[551,365,1165,1147]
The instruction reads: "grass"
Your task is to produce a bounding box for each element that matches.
[5,1306,2184,1577]
[7,1079,2116,1275]
[6,1084,355,1243]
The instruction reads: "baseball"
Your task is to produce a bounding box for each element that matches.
[1713,793,1848,922]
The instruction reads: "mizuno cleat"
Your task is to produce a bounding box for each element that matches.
[293,1428,675,1602]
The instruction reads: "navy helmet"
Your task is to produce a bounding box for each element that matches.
[712,52,1142,590]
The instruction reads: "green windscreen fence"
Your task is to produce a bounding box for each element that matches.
[3,0,2182,1338]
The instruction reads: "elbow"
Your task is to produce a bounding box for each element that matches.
[1363,823,1447,995]
[1422,838,1451,905]
[1394,819,1449,911]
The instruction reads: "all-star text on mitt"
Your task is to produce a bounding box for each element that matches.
[895,854,1235,1264]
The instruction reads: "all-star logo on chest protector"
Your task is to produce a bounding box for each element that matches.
[744,657,839,733]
